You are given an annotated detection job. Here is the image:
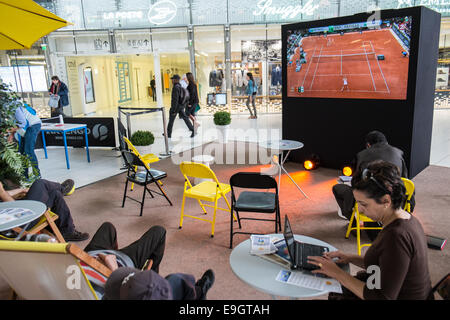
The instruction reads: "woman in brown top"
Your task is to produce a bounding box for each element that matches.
[308,160,433,300]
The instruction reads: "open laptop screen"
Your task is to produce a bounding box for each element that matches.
[283,216,296,262]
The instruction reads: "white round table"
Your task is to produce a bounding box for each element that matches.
[259,139,309,199]
[191,155,215,185]
[229,234,347,299]
[0,200,47,240]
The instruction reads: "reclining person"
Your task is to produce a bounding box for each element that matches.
[82,222,214,300]
[103,266,215,300]
[0,179,89,241]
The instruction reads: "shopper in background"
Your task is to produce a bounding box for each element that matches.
[309,160,433,300]
[48,76,69,118]
[166,74,195,139]
[11,102,42,178]
[150,76,156,102]
[245,72,257,119]
[186,72,200,132]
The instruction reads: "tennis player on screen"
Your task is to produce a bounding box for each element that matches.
[341,77,349,92]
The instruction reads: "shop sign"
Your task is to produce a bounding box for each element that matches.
[93,38,109,50]
[102,11,144,20]
[398,0,450,14]
[253,0,321,19]
[127,39,150,48]
[148,0,177,25]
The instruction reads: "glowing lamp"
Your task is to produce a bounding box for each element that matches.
[343,166,353,177]
[304,160,314,170]
[303,154,320,170]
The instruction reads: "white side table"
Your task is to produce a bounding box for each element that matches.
[191,155,215,185]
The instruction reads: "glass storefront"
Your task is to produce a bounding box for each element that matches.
[2,0,449,118]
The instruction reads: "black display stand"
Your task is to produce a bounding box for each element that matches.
[281,6,440,178]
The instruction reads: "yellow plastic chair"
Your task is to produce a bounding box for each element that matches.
[179,162,237,238]
[123,136,162,190]
[401,177,415,213]
[345,178,415,255]
[0,240,112,300]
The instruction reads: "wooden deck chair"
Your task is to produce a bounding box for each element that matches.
[0,240,112,300]
[11,210,66,243]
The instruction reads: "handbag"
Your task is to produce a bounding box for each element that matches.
[48,95,60,108]
[194,103,201,113]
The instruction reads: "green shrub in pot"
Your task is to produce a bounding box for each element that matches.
[130,130,155,146]
[213,111,231,126]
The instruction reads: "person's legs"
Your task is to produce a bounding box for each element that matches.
[180,110,194,133]
[84,222,118,252]
[332,184,355,220]
[119,225,166,273]
[252,95,257,118]
[23,124,41,177]
[165,273,199,300]
[246,96,254,117]
[167,112,177,138]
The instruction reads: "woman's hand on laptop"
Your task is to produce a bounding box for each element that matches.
[307,255,342,279]
[323,251,351,264]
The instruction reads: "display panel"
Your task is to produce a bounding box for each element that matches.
[286,16,412,100]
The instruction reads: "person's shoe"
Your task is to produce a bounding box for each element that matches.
[190,130,196,138]
[61,179,75,196]
[62,230,89,242]
[195,269,215,300]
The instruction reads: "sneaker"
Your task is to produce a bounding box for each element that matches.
[195,269,215,300]
[62,230,89,242]
[61,179,75,196]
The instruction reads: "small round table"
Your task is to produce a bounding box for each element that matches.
[230,234,347,299]
[259,139,309,199]
[0,200,47,240]
[191,155,215,185]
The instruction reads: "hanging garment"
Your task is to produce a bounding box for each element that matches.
[271,65,282,86]
[163,73,170,91]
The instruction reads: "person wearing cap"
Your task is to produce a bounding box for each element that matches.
[79,222,167,299]
[103,267,215,300]
[166,74,195,139]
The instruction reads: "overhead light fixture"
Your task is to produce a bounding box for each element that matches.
[342,166,353,177]
[303,154,320,170]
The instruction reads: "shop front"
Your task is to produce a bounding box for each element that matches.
[2,0,450,117]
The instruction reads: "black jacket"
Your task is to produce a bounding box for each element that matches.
[171,83,185,113]
[187,82,199,106]
[355,142,408,178]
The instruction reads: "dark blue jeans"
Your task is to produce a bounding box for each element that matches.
[19,123,41,178]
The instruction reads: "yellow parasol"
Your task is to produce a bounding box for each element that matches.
[0,0,70,50]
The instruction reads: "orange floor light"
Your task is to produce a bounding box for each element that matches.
[304,160,315,170]
[342,166,353,176]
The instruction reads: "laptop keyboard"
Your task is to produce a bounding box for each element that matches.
[296,243,326,269]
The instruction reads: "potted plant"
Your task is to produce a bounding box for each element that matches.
[213,111,231,143]
[130,130,155,155]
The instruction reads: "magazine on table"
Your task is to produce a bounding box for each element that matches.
[0,207,34,225]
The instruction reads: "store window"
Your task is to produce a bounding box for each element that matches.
[194,26,226,113]
[230,24,282,115]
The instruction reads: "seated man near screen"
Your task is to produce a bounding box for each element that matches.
[332,131,414,239]
[0,178,89,241]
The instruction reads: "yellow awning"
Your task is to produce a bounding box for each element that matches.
[0,0,70,50]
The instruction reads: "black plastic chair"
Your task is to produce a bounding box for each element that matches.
[229,172,281,249]
[121,151,172,216]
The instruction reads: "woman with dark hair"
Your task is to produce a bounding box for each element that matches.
[245,72,257,119]
[48,75,69,117]
[308,160,433,300]
[186,72,200,130]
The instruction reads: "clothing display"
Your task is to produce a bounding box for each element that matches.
[271,65,282,86]
[209,69,223,87]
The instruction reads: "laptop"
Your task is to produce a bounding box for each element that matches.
[283,215,329,270]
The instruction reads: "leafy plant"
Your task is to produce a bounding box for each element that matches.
[130,130,155,146]
[0,79,37,187]
[213,111,231,126]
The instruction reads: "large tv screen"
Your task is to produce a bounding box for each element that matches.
[286,16,412,100]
